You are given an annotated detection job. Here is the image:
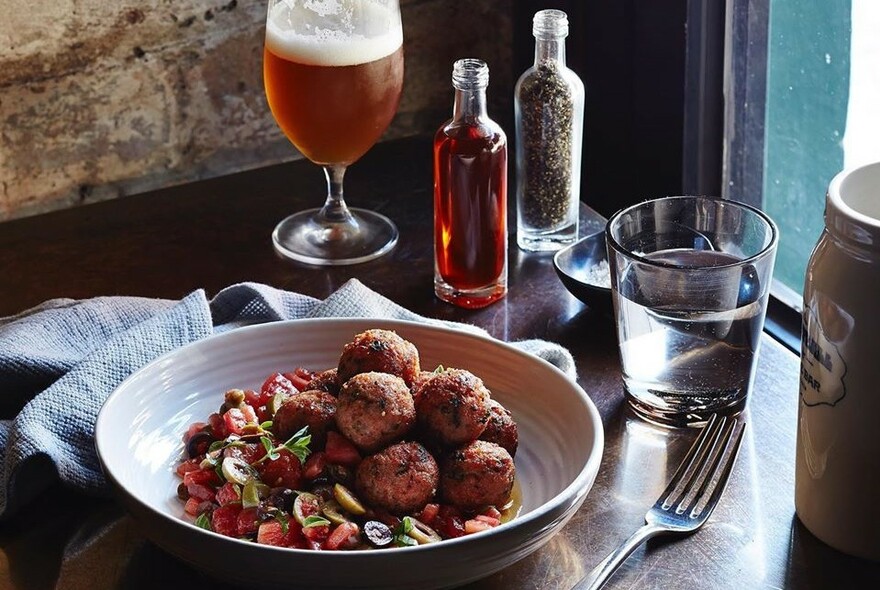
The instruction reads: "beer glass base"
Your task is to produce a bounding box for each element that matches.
[272,208,398,266]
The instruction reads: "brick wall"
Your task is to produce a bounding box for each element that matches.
[0,0,513,220]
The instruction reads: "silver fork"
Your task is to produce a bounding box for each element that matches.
[573,413,747,590]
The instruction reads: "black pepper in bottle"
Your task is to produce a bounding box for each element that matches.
[514,9,585,252]
[433,58,508,309]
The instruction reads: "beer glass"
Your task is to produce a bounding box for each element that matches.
[264,0,404,265]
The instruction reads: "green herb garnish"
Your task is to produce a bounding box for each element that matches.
[194,513,212,531]
[302,515,331,528]
[274,511,290,534]
[393,516,417,546]
[253,426,311,465]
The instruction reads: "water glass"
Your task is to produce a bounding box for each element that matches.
[606,196,778,427]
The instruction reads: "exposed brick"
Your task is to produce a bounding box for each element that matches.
[0,0,513,221]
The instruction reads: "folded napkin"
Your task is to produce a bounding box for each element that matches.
[0,279,574,520]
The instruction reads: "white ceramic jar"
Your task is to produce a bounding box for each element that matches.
[797,161,880,561]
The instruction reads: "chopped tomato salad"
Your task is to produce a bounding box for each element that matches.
[175,329,519,550]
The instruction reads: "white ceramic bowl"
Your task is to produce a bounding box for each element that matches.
[96,318,603,590]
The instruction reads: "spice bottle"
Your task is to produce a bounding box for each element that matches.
[514,9,585,252]
[433,58,508,309]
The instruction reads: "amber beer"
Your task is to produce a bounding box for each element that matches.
[264,4,404,166]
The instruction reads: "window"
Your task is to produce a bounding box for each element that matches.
[725,0,880,313]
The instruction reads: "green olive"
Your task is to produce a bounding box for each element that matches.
[220,457,253,485]
[407,517,442,544]
[268,391,287,416]
[293,492,322,526]
[333,483,366,516]
[320,498,349,525]
[241,478,269,508]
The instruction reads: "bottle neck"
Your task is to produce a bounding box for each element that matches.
[453,86,488,121]
[534,36,566,65]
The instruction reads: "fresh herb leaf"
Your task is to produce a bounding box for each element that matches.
[302,515,331,528]
[252,427,311,465]
[433,364,445,374]
[398,535,418,547]
[260,420,273,430]
[392,516,416,546]
[274,511,289,534]
[207,440,226,453]
[194,513,212,531]
[261,436,280,461]
[283,430,312,464]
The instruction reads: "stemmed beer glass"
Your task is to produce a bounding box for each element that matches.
[263,0,404,265]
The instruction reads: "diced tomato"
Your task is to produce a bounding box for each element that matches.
[482,506,502,521]
[212,504,243,537]
[283,367,313,391]
[183,468,220,487]
[256,404,272,423]
[302,523,330,550]
[324,522,360,550]
[258,448,303,489]
[186,482,216,503]
[243,388,263,408]
[184,497,214,516]
[416,503,440,526]
[474,514,501,527]
[215,482,241,506]
[176,458,202,477]
[262,373,299,399]
[184,422,207,443]
[237,507,260,536]
[208,413,228,439]
[241,404,258,425]
[437,514,466,539]
[303,451,327,481]
[257,519,306,548]
[225,442,266,465]
[325,431,361,467]
[464,519,493,535]
[223,408,248,435]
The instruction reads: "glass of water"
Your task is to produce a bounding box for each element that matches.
[606,196,779,427]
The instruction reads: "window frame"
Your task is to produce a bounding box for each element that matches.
[718,0,802,353]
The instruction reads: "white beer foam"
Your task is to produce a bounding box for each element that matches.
[266,1,402,67]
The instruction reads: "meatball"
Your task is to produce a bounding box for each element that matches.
[355,442,439,515]
[272,390,337,447]
[336,372,416,453]
[409,370,435,404]
[479,398,518,457]
[337,329,420,387]
[308,368,341,396]
[441,440,515,510]
[415,369,491,447]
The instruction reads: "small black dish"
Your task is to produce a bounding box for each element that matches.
[553,231,613,316]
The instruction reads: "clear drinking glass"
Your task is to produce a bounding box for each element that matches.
[606,196,779,427]
[263,0,404,265]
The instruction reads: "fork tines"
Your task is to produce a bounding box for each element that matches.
[658,413,746,519]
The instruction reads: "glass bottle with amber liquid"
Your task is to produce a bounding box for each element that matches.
[433,58,508,308]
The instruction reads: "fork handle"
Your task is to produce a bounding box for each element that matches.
[572,523,665,590]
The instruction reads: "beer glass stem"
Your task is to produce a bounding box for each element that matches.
[318,165,355,224]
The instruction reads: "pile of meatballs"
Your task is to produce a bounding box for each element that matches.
[275,329,518,516]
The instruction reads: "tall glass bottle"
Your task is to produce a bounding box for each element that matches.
[433,58,508,309]
[514,9,585,252]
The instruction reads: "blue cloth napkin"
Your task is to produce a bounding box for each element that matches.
[0,279,574,520]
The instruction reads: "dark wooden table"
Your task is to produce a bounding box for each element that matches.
[1,136,877,589]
